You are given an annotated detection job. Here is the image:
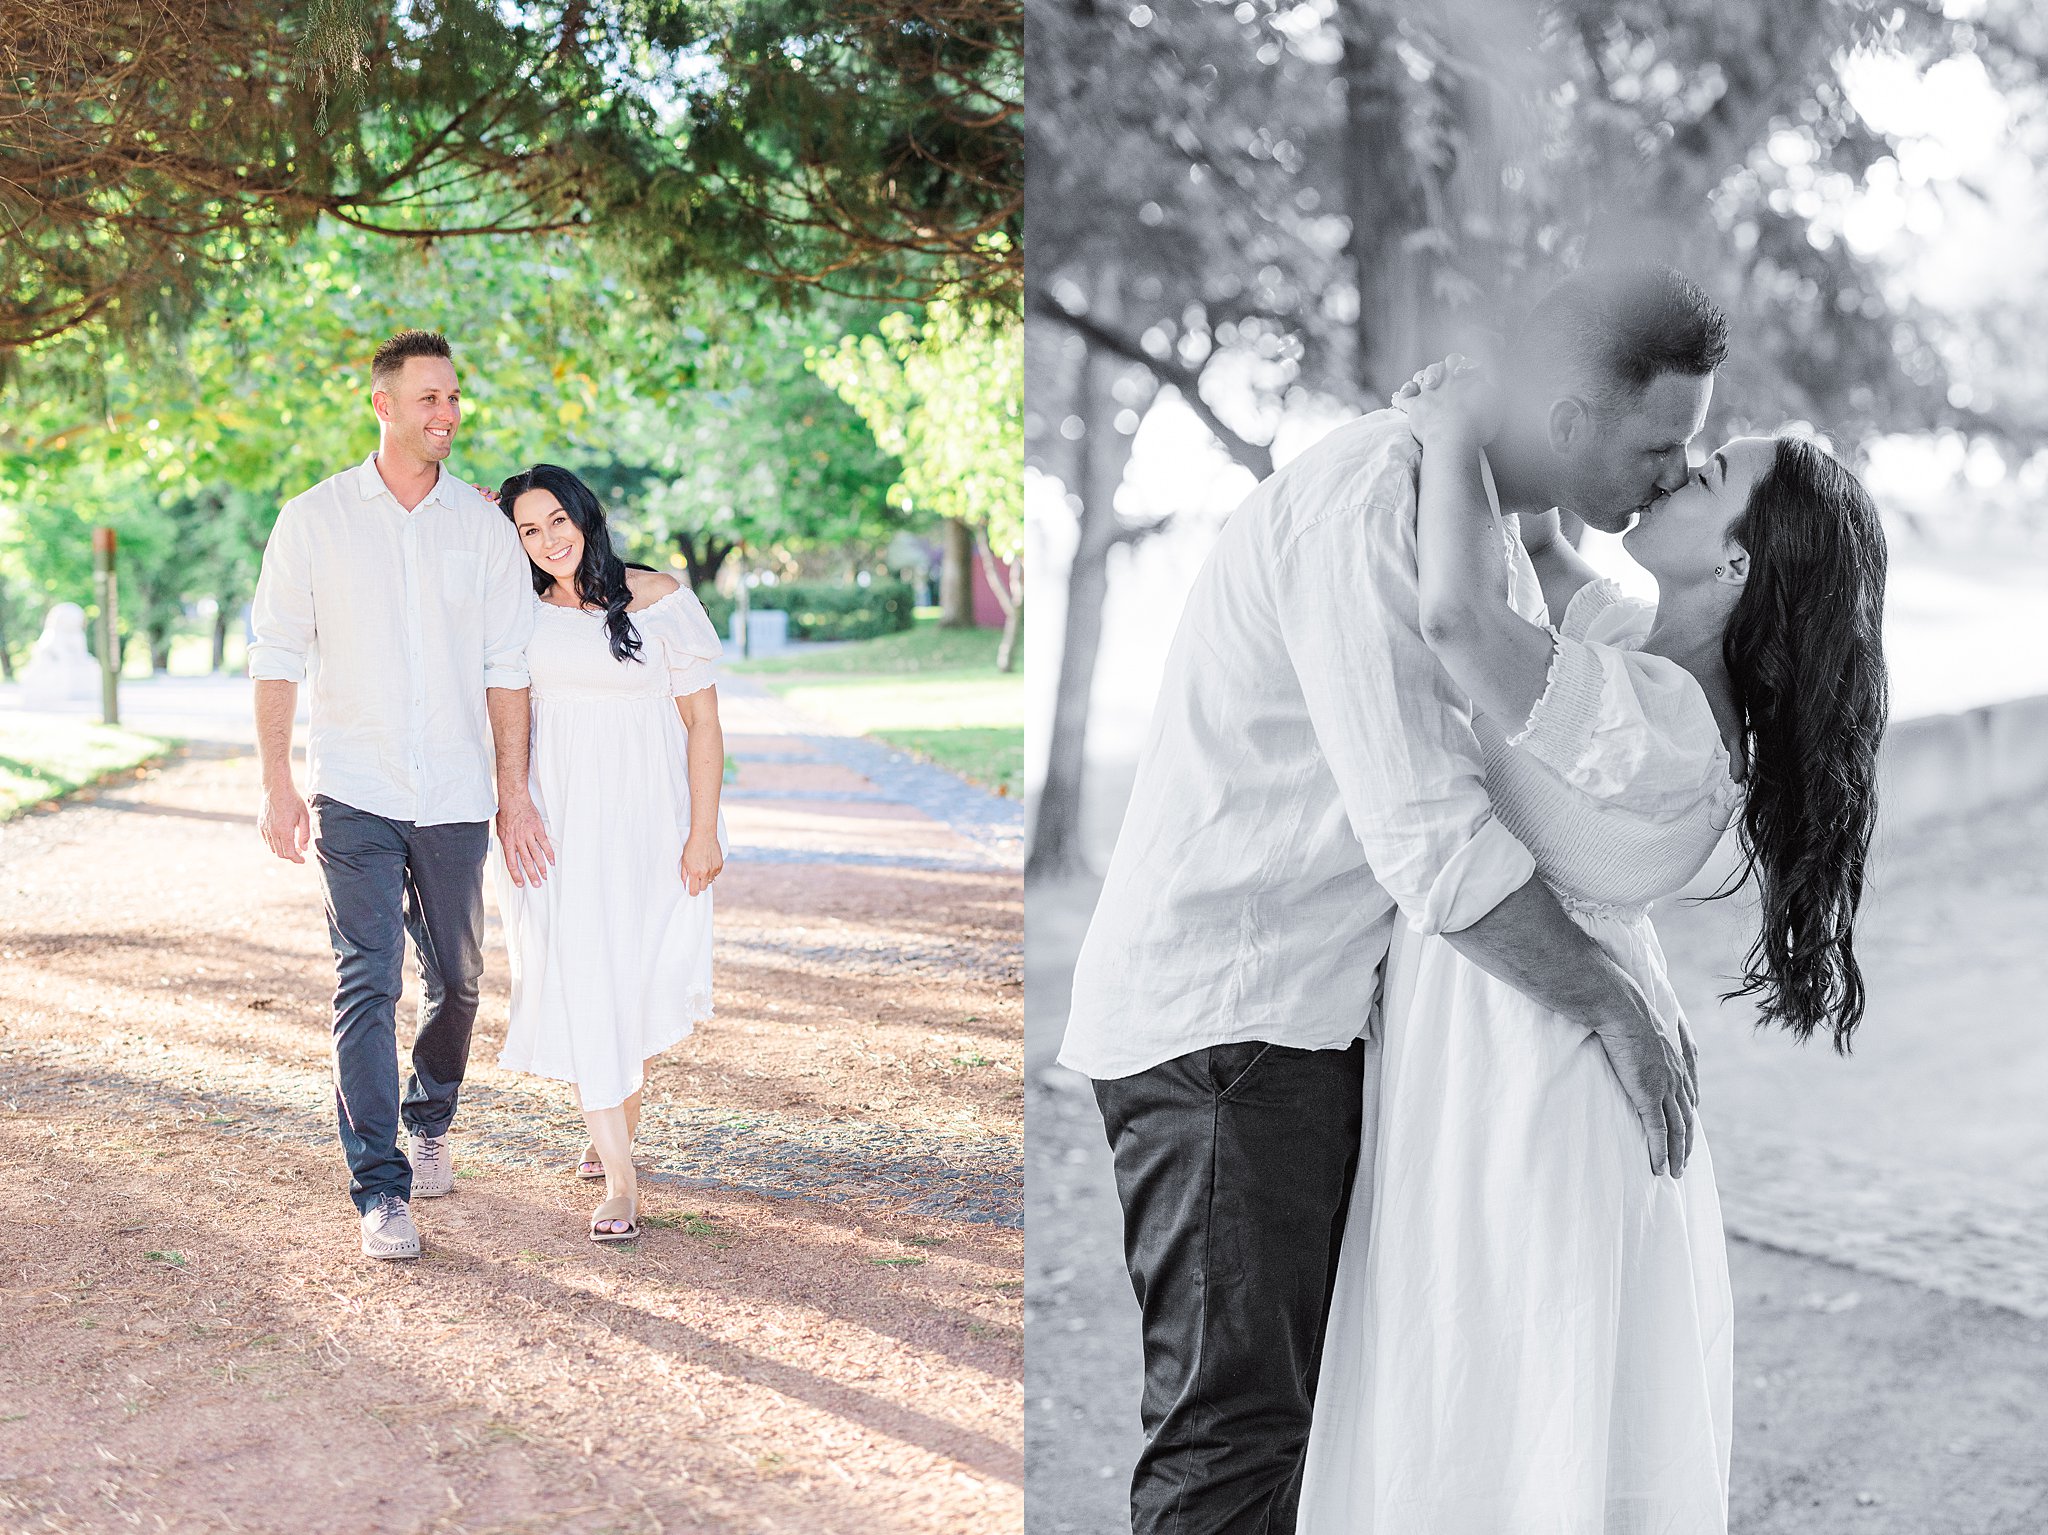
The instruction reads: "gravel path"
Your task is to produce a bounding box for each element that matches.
[0,678,1021,1534]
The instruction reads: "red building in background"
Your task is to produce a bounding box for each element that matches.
[971,551,1016,628]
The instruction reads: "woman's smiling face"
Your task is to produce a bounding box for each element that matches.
[512,487,584,581]
[1621,434,1778,585]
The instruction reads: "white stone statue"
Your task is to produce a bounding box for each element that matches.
[21,603,102,708]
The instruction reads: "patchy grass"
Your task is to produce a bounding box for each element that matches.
[640,1210,719,1237]
[728,618,1008,676]
[0,714,175,820]
[731,618,1022,796]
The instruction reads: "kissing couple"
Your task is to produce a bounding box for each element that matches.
[1061,265,1890,1532]
[251,329,729,1258]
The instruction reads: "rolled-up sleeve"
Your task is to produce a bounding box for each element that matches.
[481,516,534,690]
[247,504,313,683]
[1275,484,1535,935]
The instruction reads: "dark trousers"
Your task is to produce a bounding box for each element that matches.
[1095,1039,1366,1535]
[311,795,489,1215]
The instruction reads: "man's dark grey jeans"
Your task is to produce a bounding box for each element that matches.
[310,795,489,1215]
[1094,1038,1366,1535]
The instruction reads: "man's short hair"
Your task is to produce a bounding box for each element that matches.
[371,330,454,392]
[1510,265,1728,416]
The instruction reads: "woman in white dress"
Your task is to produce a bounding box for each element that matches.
[491,464,727,1243]
[1298,363,1889,1532]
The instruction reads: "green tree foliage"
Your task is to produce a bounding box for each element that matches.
[615,0,1023,302]
[811,298,1023,665]
[1,0,1021,368]
[603,313,912,590]
[0,220,904,669]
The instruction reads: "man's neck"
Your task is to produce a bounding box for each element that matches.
[373,443,441,513]
[1477,430,1554,517]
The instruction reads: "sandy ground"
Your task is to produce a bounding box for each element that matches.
[1026,787,2048,1534]
[0,684,1022,1534]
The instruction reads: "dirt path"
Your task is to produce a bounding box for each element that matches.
[0,681,1022,1534]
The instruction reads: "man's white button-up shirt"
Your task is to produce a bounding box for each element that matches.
[248,454,535,827]
[1058,411,1546,1080]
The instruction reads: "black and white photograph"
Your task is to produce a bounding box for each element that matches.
[1027,2,2048,1532]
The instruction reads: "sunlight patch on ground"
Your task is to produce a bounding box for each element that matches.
[0,715,173,819]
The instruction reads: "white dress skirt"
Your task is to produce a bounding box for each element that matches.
[1299,581,1741,1535]
[492,587,726,1111]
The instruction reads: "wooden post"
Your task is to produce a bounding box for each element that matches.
[733,546,751,660]
[92,527,119,726]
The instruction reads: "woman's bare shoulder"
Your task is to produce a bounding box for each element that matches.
[624,568,683,609]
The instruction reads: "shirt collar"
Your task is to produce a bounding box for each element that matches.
[1477,450,1505,519]
[357,452,453,509]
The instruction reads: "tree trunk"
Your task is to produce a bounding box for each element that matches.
[973,529,1023,674]
[1338,10,1419,404]
[0,583,13,682]
[996,599,1021,674]
[677,533,734,592]
[1026,329,1152,879]
[212,601,232,672]
[938,517,976,628]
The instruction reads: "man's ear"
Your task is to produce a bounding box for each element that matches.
[1545,396,1592,453]
[371,388,391,424]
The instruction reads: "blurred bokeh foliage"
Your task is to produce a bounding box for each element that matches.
[1025,0,2048,870]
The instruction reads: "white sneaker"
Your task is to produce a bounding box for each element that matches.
[360,1193,421,1261]
[409,1130,454,1198]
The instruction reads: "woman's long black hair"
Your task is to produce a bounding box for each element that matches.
[498,463,644,665]
[1717,436,1889,1052]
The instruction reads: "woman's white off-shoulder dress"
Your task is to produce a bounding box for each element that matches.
[493,587,726,1111]
[1299,579,1742,1535]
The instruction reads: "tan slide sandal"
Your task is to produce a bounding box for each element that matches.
[590,1195,639,1243]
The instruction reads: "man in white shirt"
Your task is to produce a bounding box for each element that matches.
[250,329,552,1262]
[1060,266,1728,1533]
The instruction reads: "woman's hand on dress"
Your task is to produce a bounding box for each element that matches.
[681,830,723,897]
[1394,354,1502,448]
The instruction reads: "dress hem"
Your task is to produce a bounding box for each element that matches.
[496,999,714,1111]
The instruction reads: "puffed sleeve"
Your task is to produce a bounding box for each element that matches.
[1508,580,1733,808]
[655,587,723,697]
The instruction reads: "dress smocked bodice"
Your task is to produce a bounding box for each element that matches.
[1476,579,1742,920]
[528,587,722,704]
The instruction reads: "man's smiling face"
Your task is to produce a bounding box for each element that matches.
[373,355,461,464]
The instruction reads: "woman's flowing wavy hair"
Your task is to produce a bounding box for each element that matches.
[498,464,645,666]
[1714,435,1889,1052]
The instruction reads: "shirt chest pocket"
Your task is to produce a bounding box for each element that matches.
[440,551,484,604]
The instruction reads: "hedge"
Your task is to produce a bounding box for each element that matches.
[695,579,915,644]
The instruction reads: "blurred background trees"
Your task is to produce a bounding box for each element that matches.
[0,0,1021,673]
[1026,0,2048,876]
[813,295,1025,665]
